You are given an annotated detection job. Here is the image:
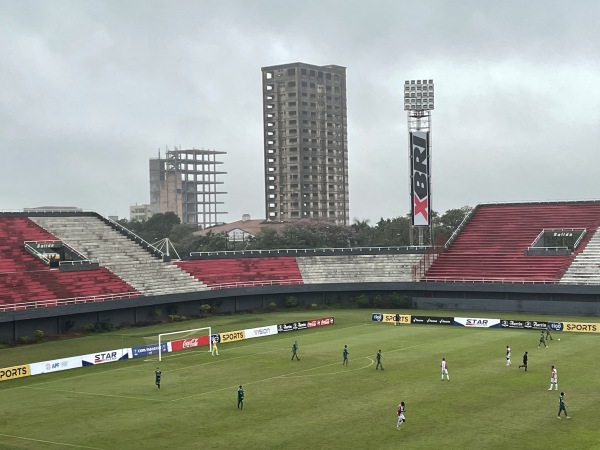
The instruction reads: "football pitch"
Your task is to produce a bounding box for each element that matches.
[0,309,599,449]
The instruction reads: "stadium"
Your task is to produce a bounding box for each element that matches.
[1,202,600,448]
[2,201,600,340]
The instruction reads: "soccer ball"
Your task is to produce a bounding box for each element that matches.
[558,338,561,341]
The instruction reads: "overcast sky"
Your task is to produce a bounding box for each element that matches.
[2,0,599,224]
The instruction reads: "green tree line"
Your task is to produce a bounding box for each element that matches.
[116,206,473,258]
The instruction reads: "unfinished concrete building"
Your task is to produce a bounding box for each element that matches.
[149,147,227,227]
[261,63,349,225]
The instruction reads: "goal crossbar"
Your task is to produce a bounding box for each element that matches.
[157,327,212,362]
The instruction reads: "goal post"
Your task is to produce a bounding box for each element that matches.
[157,326,212,362]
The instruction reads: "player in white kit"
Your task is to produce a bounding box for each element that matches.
[548,365,558,390]
[441,358,450,381]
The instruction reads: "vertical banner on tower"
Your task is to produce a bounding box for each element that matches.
[410,131,431,226]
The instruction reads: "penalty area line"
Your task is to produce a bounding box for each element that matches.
[0,432,106,449]
[169,356,374,403]
[23,386,167,402]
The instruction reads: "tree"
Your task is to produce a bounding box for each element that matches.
[436,206,473,241]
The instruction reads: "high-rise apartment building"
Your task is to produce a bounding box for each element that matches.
[261,63,349,225]
[149,147,227,227]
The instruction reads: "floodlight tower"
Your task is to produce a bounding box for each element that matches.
[404,79,434,246]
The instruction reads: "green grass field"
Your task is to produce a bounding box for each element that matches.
[0,309,599,449]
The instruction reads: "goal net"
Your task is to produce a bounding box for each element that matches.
[155,327,213,362]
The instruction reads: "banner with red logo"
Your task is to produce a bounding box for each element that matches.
[307,316,335,328]
[169,335,210,352]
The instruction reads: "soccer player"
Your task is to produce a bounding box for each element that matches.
[376,350,384,370]
[211,337,219,356]
[395,313,400,326]
[548,365,558,390]
[343,345,349,366]
[557,392,570,419]
[396,401,406,429]
[237,385,244,409]
[291,341,300,361]
[518,351,528,371]
[441,358,450,381]
[155,367,161,389]
[506,345,511,366]
[545,323,554,341]
[538,331,547,348]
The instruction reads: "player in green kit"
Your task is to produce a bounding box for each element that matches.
[291,341,300,361]
[539,331,547,348]
[376,350,384,370]
[237,385,244,409]
[343,345,349,365]
[155,367,161,389]
[557,392,570,419]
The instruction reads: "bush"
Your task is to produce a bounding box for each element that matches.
[99,319,114,332]
[311,303,318,310]
[168,314,189,322]
[34,330,45,341]
[82,323,97,333]
[199,304,211,317]
[372,295,384,309]
[267,302,277,311]
[387,293,411,309]
[150,308,162,319]
[285,296,299,308]
[19,336,30,344]
[353,294,370,308]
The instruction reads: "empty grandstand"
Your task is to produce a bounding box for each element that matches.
[422,201,600,282]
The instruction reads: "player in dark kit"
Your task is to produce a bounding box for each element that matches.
[291,341,300,361]
[395,313,401,326]
[237,385,244,409]
[557,392,570,419]
[343,345,349,365]
[545,323,554,340]
[155,367,161,389]
[376,350,384,370]
[518,351,528,371]
[539,331,547,348]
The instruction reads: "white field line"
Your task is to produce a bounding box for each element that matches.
[23,385,166,402]
[169,356,375,402]
[0,432,106,449]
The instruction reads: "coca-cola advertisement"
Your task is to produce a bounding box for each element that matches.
[307,317,335,328]
[170,335,210,352]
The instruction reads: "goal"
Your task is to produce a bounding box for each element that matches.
[157,327,212,362]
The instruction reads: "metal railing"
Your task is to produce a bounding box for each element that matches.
[190,245,429,259]
[0,291,143,312]
[207,278,305,290]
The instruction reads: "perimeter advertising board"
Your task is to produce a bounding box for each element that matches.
[371,313,411,324]
[81,349,132,366]
[0,365,30,382]
[453,317,501,328]
[411,316,453,326]
[563,322,599,333]
[30,356,82,375]
[410,131,431,226]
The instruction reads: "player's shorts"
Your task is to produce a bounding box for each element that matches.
[441,369,448,375]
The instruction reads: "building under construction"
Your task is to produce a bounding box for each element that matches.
[261,62,349,225]
[149,147,227,228]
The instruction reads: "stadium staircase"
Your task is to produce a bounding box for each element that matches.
[296,254,423,284]
[560,227,600,284]
[30,216,208,296]
[175,257,303,288]
[0,217,138,307]
[423,202,600,282]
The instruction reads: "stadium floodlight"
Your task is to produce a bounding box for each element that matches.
[404,79,435,111]
[157,326,212,361]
